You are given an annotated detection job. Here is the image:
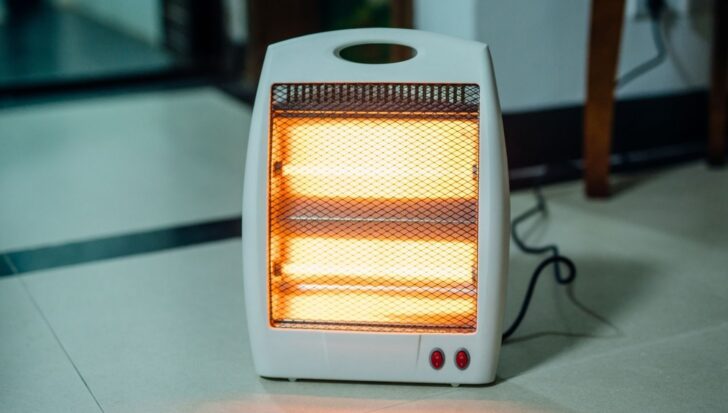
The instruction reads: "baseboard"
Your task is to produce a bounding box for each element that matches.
[504,91,709,188]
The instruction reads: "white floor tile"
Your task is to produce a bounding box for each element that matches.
[500,164,728,377]
[20,241,248,413]
[511,323,728,412]
[549,162,728,249]
[0,277,100,413]
[21,241,455,413]
[0,88,251,252]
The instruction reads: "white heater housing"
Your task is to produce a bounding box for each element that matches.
[243,28,509,385]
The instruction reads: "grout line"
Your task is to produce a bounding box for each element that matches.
[18,277,106,413]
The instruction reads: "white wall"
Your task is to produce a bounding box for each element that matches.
[415,0,713,112]
[55,0,163,45]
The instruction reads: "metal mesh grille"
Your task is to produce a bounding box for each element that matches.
[268,83,480,334]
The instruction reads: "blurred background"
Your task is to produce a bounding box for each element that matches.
[0,0,720,183]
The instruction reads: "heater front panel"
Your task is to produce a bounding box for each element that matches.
[268,83,480,334]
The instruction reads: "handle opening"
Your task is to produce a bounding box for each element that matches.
[335,43,417,64]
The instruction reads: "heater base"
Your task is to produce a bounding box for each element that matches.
[249,329,500,385]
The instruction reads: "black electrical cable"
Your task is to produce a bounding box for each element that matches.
[502,186,577,341]
[616,0,667,89]
[501,0,666,342]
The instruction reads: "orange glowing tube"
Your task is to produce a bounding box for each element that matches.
[269,237,478,328]
[278,292,476,326]
[282,237,475,283]
[274,117,478,199]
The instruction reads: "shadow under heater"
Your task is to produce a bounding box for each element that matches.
[267,83,480,333]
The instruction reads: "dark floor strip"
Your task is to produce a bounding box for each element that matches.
[2,217,241,275]
[0,255,16,276]
[0,69,213,110]
[508,141,706,190]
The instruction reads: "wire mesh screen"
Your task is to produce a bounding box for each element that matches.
[268,83,480,333]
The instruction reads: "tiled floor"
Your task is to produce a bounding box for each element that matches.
[0,88,250,252]
[0,276,100,413]
[1,88,728,412]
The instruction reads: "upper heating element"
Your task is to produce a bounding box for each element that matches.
[268,83,480,334]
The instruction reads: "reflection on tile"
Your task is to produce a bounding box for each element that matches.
[190,393,445,413]
[373,395,558,413]
[188,386,457,413]
[0,277,100,413]
[0,88,251,252]
[371,377,571,413]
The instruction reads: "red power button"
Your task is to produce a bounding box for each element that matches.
[430,349,444,370]
[455,349,470,370]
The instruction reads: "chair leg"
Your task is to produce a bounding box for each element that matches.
[583,0,626,198]
[709,0,727,166]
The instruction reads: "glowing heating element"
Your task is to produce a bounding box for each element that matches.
[281,119,477,199]
[268,83,480,333]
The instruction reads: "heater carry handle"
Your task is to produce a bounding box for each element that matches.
[320,28,483,70]
[329,28,476,64]
[268,28,487,82]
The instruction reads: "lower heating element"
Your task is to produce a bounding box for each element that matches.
[268,83,480,333]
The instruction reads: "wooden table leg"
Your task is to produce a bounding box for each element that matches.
[709,0,727,166]
[583,0,626,198]
[390,0,413,29]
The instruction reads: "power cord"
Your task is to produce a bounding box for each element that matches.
[501,0,667,342]
[502,186,577,341]
[616,0,667,89]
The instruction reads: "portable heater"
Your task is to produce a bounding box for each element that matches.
[242,28,509,385]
